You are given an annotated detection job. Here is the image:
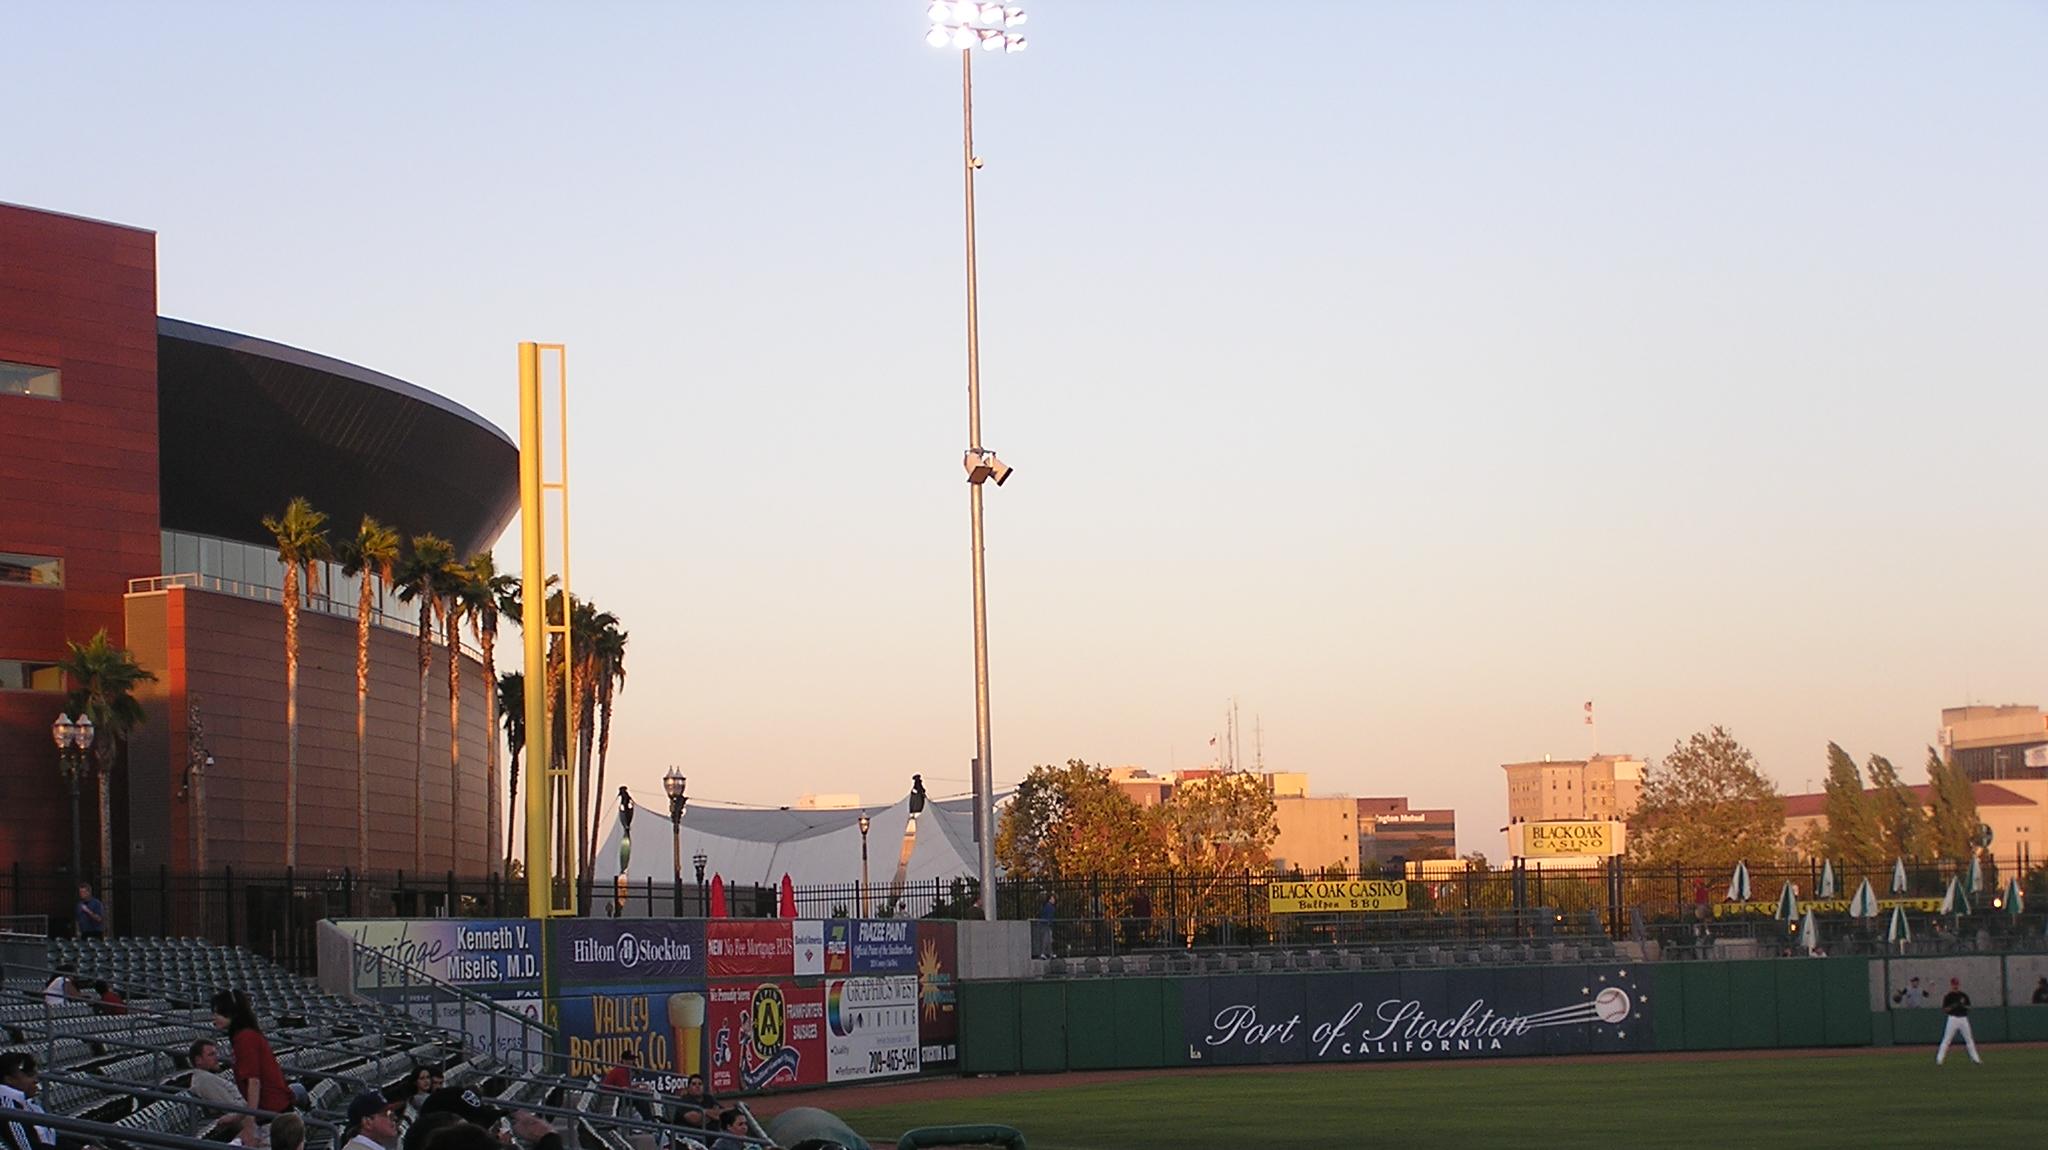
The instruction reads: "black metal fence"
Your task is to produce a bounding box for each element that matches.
[7,857,2042,974]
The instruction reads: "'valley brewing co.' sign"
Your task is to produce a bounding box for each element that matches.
[1268,879,1407,914]
[1516,820,1624,858]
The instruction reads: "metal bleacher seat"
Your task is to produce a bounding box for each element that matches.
[116,1098,204,1138]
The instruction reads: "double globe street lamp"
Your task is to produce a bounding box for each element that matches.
[51,713,96,884]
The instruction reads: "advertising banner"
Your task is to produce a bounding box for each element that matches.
[794,920,824,977]
[1182,965,1652,1065]
[914,921,958,1067]
[825,976,921,1082]
[824,920,852,975]
[707,921,796,979]
[1713,897,1940,919]
[851,918,918,973]
[555,983,710,1088]
[553,920,706,985]
[1267,880,1408,914]
[333,918,543,990]
[1516,820,1625,858]
[707,981,826,1094]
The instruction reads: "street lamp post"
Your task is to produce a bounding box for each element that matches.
[692,850,708,917]
[663,768,688,917]
[615,786,634,918]
[857,814,871,917]
[51,714,96,884]
[924,0,1026,924]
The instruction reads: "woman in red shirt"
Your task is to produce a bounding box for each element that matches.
[211,989,292,1146]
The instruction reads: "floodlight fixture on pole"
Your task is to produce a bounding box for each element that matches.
[857,814,872,916]
[921,0,1027,925]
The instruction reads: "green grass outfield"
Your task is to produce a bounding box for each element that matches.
[829,1047,2046,1150]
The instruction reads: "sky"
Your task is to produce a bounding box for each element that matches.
[10,1,2048,855]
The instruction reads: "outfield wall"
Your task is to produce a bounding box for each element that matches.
[959,957,2048,1074]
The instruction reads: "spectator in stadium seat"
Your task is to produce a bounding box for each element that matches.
[268,1114,304,1150]
[419,1123,496,1150]
[0,1051,55,1150]
[179,1039,252,1143]
[89,982,125,1017]
[401,1111,463,1150]
[708,1110,753,1150]
[40,971,77,1008]
[344,1092,402,1150]
[596,1052,653,1122]
[212,991,291,1148]
[74,885,106,942]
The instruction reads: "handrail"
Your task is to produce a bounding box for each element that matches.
[128,573,485,660]
[39,1068,345,1140]
[0,1105,265,1150]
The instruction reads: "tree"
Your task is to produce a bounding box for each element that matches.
[55,629,156,895]
[1925,747,1979,860]
[337,515,400,876]
[1153,770,1278,945]
[262,497,331,867]
[994,760,1162,881]
[498,670,526,873]
[1818,742,1883,866]
[457,553,516,876]
[396,533,457,873]
[584,612,629,878]
[1628,727,1786,869]
[1865,753,1926,860]
[442,562,470,870]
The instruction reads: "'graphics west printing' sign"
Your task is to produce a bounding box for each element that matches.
[1183,966,1650,1065]
[1267,880,1408,914]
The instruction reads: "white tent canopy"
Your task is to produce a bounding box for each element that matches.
[594,791,1003,891]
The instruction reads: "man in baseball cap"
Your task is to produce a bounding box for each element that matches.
[418,1087,507,1128]
[344,1092,402,1150]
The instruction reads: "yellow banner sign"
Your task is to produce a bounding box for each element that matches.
[1268,880,1408,914]
[1519,821,1622,858]
[1711,897,1942,918]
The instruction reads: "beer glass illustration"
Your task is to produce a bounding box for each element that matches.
[668,992,706,1076]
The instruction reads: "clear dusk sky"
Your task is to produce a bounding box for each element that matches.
[10,1,2047,855]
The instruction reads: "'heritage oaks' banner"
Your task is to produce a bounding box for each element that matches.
[1268,879,1408,914]
[1183,966,1652,1065]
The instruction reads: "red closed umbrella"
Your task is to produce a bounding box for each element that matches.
[709,874,727,918]
[779,873,798,919]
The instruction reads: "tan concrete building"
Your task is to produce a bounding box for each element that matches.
[1502,754,1645,823]
[1781,780,2046,871]
[1271,795,1361,875]
[1940,704,2048,782]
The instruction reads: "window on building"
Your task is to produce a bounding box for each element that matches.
[0,660,65,691]
[0,552,63,587]
[0,360,61,399]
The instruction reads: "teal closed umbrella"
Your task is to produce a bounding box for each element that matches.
[1847,878,1879,919]
[2002,876,2024,917]
[1817,859,1837,899]
[1775,882,1799,922]
[1966,854,1983,895]
[1939,876,1969,916]
[1799,909,1819,953]
[1727,860,1752,903]
[1890,857,1909,896]
[1885,905,1911,946]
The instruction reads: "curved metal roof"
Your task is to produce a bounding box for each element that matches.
[156,318,519,555]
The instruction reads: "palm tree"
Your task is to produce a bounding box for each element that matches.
[584,615,629,875]
[396,533,456,873]
[498,671,526,873]
[336,516,400,876]
[262,497,332,868]
[55,629,157,897]
[457,553,516,874]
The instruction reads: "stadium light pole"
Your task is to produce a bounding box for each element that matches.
[924,0,1026,925]
[857,814,872,917]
